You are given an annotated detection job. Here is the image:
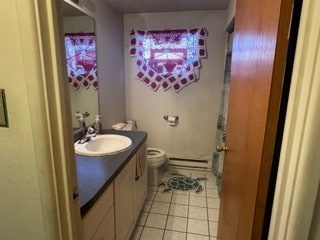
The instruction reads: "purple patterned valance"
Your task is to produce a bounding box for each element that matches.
[64,33,98,90]
[129,28,208,92]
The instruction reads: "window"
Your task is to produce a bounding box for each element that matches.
[64,33,98,90]
[130,28,208,92]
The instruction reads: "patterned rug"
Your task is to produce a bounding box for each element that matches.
[159,173,206,193]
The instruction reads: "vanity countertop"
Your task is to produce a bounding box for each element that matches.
[75,129,147,216]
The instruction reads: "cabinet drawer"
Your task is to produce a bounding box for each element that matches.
[82,184,114,240]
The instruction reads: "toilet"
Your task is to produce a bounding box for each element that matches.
[111,121,166,185]
[147,148,166,186]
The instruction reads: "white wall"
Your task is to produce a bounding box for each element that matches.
[0,1,61,239]
[94,0,126,128]
[63,16,99,127]
[124,11,227,161]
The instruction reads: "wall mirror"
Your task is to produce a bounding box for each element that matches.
[62,0,99,128]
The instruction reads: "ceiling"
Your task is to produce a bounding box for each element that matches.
[63,0,230,16]
[62,2,86,16]
[106,0,230,13]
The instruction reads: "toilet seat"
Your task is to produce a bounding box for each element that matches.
[147,148,165,161]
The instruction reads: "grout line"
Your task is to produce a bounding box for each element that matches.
[163,201,171,240]
[161,187,173,240]
[186,190,190,237]
[206,189,211,238]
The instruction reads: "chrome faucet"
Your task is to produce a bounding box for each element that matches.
[78,127,96,144]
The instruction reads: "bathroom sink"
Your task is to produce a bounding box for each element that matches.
[75,134,132,156]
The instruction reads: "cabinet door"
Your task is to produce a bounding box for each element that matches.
[114,157,135,240]
[82,184,114,240]
[90,206,115,240]
[134,143,148,219]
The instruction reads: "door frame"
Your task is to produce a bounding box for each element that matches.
[33,0,82,238]
[269,0,320,238]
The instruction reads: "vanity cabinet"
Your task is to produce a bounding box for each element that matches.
[81,140,147,240]
[82,184,114,240]
[114,143,148,240]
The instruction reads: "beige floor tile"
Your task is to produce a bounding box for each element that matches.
[174,169,192,177]
[205,180,217,189]
[161,171,174,178]
[169,203,188,218]
[189,188,206,197]
[150,201,170,215]
[140,227,164,240]
[154,191,172,203]
[204,173,216,180]
[190,172,206,178]
[188,206,208,220]
[189,195,207,207]
[166,216,188,232]
[161,173,174,182]
[157,184,168,192]
[209,221,218,237]
[187,233,210,240]
[210,237,217,240]
[208,208,219,222]
[207,197,220,209]
[172,193,189,205]
[206,188,219,198]
[163,230,187,240]
[173,189,190,195]
[145,213,167,229]
[205,174,216,183]
[187,218,209,235]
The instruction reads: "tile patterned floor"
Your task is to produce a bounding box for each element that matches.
[130,168,220,240]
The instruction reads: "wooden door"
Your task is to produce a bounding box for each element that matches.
[218,0,294,239]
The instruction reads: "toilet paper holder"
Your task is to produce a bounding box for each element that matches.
[163,115,179,122]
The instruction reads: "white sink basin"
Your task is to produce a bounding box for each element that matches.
[75,134,132,156]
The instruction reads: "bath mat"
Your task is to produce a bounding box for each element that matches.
[159,173,206,193]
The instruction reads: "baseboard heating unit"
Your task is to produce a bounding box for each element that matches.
[167,157,211,169]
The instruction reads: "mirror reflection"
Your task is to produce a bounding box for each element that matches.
[62,1,99,128]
